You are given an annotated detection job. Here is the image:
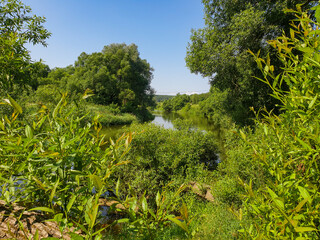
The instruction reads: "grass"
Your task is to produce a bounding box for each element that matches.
[85,103,137,126]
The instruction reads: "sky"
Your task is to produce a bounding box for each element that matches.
[23,0,210,95]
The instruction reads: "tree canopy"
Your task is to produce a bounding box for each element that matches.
[186,0,316,124]
[39,43,155,116]
[0,0,51,94]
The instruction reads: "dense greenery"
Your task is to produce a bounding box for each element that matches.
[114,121,218,196]
[186,0,316,125]
[0,0,51,96]
[67,44,155,110]
[31,43,155,122]
[2,0,320,239]
[153,95,175,103]
[160,93,209,112]
[237,6,320,238]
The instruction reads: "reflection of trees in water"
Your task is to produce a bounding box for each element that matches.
[161,112,183,122]
[161,112,219,132]
[158,112,226,162]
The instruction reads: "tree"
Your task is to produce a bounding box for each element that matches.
[186,0,316,125]
[0,0,51,95]
[66,43,155,109]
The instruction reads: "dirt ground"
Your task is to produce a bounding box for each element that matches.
[0,200,80,240]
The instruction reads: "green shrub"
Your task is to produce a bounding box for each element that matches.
[85,103,137,126]
[113,122,219,197]
[0,93,133,238]
[236,6,320,239]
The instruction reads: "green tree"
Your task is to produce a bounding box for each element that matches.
[66,43,155,109]
[0,0,51,95]
[186,0,316,125]
[162,93,190,112]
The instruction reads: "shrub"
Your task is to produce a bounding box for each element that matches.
[237,6,320,239]
[113,122,219,197]
[0,93,132,238]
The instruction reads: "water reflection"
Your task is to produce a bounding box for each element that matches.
[152,112,218,132]
[151,112,226,161]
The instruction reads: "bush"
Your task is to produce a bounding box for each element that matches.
[236,6,320,239]
[0,94,132,238]
[113,122,219,197]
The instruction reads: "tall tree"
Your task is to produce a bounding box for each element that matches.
[67,43,155,109]
[0,0,51,95]
[186,0,315,125]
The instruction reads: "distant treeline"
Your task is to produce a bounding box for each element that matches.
[153,95,175,102]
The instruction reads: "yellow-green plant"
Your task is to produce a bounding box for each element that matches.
[114,183,189,238]
[0,93,132,239]
[238,4,320,239]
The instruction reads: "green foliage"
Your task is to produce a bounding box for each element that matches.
[189,200,241,240]
[32,44,155,122]
[114,183,189,239]
[235,5,320,239]
[0,94,133,238]
[113,122,219,197]
[162,94,191,112]
[153,95,175,103]
[66,44,155,109]
[198,87,232,127]
[0,0,51,94]
[85,103,137,127]
[186,0,316,125]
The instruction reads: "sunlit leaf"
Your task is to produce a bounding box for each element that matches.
[29,207,54,213]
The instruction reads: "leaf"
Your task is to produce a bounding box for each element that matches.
[52,95,64,119]
[296,137,312,151]
[82,88,94,99]
[29,207,54,213]
[0,120,5,131]
[49,179,59,204]
[156,191,161,207]
[36,115,47,129]
[6,94,22,114]
[308,95,317,109]
[239,130,246,141]
[295,198,309,213]
[115,178,120,197]
[290,28,295,39]
[298,186,312,204]
[295,227,318,232]
[141,195,148,213]
[180,202,188,220]
[25,125,33,139]
[66,194,77,213]
[32,176,47,190]
[117,218,130,223]
[168,216,188,232]
[90,174,103,192]
[34,229,39,240]
[267,187,284,210]
[311,5,320,23]
[68,233,84,240]
[53,213,63,222]
[0,165,10,170]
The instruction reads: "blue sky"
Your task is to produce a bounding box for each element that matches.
[24,0,210,95]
